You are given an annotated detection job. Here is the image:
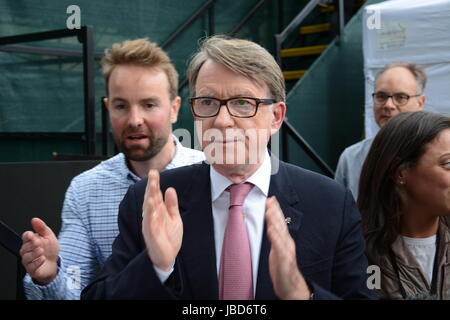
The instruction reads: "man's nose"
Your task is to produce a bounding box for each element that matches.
[213,104,235,128]
[128,106,144,127]
[383,96,397,109]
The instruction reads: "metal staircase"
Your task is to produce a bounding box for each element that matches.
[278,0,366,85]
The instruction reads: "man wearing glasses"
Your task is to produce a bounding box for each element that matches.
[335,62,426,199]
[82,36,375,300]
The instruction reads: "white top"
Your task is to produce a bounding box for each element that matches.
[210,150,271,295]
[402,235,437,285]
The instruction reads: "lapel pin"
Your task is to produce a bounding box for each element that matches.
[285,217,292,225]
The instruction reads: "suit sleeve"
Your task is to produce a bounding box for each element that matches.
[80,183,180,300]
[310,189,378,300]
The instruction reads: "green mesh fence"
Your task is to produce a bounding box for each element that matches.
[0,0,311,161]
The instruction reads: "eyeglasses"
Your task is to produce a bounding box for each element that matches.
[372,92,422,107]
[189,96,276,118]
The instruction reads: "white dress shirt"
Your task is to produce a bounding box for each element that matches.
[155,150,272,296]
[210,150,271,295]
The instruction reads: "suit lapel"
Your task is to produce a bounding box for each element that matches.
[177,161,304,299]
[255,161,304,299]
[178,163,219,299]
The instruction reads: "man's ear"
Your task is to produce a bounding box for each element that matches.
[103,97,110,111]
[418,94,426,109]
[170,96,182,124]
[270,102,286,135]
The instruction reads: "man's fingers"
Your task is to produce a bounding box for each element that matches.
[20,234,43,255]
[148,169,160,194]
[266,224,276,243]
[149,170,163,211]
[145,169,159,206]
[266,196,285,221]
[265,196,293,254]
[265,196,288,233]
[22,231,34,243]
[153,169,160,189]
[153,171,164,207]
[31,218,54,238]
[22,247,44,265]
[165,188,179,219]
[20,241,37,257]
[267,223,283,250]
[144,169,153,199]
[147,169,159,188]
[26,255,45,274]
[265,196,280,221]
[144,170,158,219]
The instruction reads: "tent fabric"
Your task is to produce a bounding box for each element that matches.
[362,0,450,138]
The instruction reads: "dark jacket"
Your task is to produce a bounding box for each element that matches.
[81,160,376,300]
[374,218,450,300]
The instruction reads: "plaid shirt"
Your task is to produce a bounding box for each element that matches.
[24,136,204,299]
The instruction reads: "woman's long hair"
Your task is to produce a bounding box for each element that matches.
[357,111,450,263]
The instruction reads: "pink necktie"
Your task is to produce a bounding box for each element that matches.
[219,182,254,300]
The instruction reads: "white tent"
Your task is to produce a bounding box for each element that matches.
[362,0,450,138]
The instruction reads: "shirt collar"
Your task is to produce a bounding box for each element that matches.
[210,149,271,201]
[164,134,187,171]
[125,159,141,182]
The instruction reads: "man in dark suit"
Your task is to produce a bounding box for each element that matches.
[82,35,376,300]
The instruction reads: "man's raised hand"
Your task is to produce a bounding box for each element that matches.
[20,218,59,285]
[265,196,311,300]
[142,169,183,271]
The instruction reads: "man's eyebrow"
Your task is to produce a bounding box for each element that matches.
[393,92,410,95]
[140,97,160,103]
[110,97,161,103]
[111,97,126,103]
[194,91,216,97]
[228,90,257,97]
[196,93,258,98]
[375,91,411,95]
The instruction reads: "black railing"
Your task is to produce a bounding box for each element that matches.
[0,220,25,300]
[161,0,217,49]
[0,1,335,177]
[0,220,21,258]
[275,0,348,65]
[274,0,341,177]
[282,119,334,177]
[0,26,97,156]
[227,0,268,36]
[177,0,270,92]
[274,0,322,65]
[0,43,103,59]
[0,0,273,158]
